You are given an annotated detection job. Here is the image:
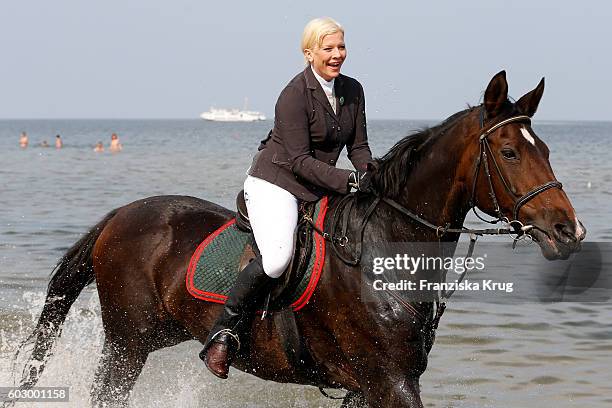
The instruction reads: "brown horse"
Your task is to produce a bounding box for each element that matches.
[11,71,585,408]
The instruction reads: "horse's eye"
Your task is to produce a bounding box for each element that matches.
[501,149,518,160]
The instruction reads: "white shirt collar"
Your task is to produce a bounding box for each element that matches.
[311,65,335,96]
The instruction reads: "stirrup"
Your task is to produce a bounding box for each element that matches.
[209,328,241,351]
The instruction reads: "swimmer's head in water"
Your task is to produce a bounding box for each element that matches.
[111,133,118,140]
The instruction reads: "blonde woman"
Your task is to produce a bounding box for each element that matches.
[202,17,374,379]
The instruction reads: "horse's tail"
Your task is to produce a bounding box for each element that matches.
[11,209,118,394]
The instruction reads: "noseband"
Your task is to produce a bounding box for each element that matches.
[470,112,563,229]
[308,109,565,268]
[303,110,566,330]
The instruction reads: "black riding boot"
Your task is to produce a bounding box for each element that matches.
[199,256,274,379]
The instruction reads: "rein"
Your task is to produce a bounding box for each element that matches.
[304,111,564,328]
[309,113,563,261]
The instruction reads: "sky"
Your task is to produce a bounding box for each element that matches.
[1,0,611,120]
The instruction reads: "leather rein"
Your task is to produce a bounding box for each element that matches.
[308,112,562,262]
[304,111,563,326]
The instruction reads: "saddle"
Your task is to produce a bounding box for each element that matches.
[186,191,328,312]
[235,190,252,233]
[234,190,318,309]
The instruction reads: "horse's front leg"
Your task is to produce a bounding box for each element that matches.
[354,340,428,408]
[389,377,423,408]
[358,374,424,408]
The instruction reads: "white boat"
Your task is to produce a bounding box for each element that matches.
[200,98,266,122]
[200,108,266,122]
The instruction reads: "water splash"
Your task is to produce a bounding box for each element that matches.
[1,290,337,407]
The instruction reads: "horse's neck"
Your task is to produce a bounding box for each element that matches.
[394,141,471,237]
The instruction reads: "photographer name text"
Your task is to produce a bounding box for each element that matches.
[372,279,514,293]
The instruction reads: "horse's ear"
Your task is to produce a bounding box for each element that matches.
[484,70,509,118]
[516,77,545,117]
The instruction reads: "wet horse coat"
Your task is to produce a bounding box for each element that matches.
[11,71,585,408]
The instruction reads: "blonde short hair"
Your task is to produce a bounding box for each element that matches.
[301,17,344,64]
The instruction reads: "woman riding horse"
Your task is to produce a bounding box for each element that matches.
[202,17,376,379]
[11,68,586,408]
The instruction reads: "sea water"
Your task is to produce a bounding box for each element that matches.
[1,119,611,407]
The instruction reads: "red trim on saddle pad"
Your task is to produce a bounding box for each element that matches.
[185,197,329,311]
[185,218,236,304]
[291,196,328,311]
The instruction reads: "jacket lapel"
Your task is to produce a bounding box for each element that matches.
[304,67,339,121]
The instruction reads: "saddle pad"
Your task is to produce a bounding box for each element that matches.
[186,197,328,311]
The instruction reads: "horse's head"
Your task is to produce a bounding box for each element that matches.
[468,70,586,260]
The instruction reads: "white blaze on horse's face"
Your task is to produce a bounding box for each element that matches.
[520,126,536,146]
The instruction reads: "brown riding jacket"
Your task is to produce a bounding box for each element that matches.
[247,67,373,202]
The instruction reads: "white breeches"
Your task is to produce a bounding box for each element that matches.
[243,175,298,278]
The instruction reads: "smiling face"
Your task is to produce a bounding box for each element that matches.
[304,32,346,81]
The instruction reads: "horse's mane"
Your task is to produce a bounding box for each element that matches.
[372,107,478,198]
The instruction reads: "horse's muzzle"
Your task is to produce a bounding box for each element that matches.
[530,218,586,260]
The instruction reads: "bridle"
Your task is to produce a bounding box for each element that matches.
[311,108,564,261]
[304,109,564,327]
[469,110,563,231]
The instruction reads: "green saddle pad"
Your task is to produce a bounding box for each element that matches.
[186,197,329,311]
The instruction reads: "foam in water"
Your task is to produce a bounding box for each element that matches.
[0,290,339,407]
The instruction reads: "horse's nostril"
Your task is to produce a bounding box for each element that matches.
[554,223,576,242]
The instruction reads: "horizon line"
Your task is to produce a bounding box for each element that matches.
[1,117,611,123]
